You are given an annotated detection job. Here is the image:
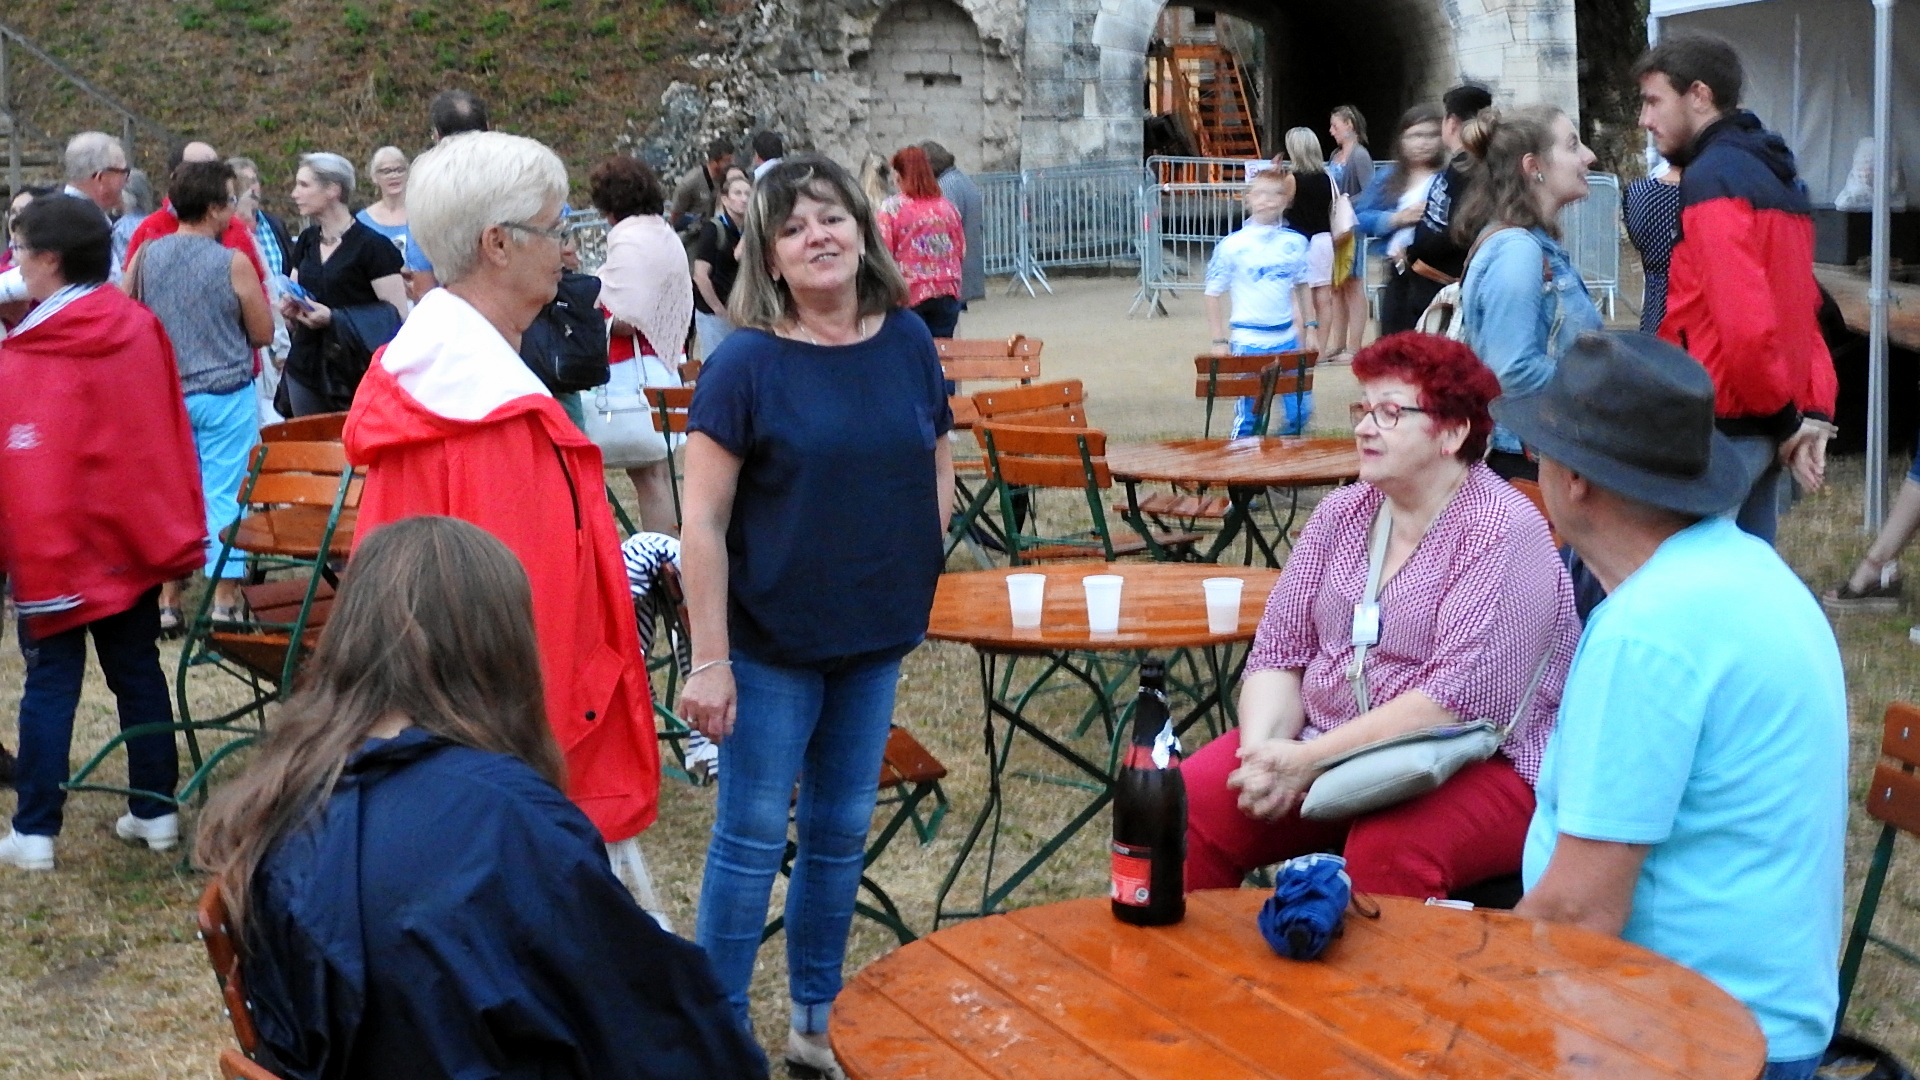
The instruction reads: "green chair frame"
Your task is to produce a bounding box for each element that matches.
[644,384,695,533]
[70,441,357,809]
[1838,700,1920,1025]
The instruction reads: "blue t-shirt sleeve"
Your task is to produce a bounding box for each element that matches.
[897,311,955,436]
[403,240,434,274]
[1548,633,1704,846]
[687,343,756,457]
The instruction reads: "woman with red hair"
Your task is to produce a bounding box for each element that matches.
[874,145,965,337]
[1183,332,1582,900]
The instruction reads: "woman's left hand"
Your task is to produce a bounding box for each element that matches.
[291,300,332,329]
[1230,739,1320,821]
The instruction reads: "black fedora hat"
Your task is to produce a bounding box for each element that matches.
[1490,331,1749,516]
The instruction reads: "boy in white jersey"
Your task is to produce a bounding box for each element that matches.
[1205,169,1313,436]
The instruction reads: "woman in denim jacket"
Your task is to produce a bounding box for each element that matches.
[1456,105,1603,482]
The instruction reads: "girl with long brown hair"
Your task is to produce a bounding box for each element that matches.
[196,515,765,1080]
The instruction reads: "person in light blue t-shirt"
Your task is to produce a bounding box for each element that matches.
[1499,331,1847,1080]
[1204,168,1313,437]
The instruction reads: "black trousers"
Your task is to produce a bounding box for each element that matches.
[1378,266,1445,336]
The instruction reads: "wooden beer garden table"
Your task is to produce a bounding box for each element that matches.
[833,890,1768,1080]
[1107,436,1361,566]
[928,563,1279,926]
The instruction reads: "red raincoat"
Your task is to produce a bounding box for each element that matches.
[344,288,659,842]
[0,286,205,636]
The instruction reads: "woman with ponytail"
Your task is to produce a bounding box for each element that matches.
[1454,105,1604,481]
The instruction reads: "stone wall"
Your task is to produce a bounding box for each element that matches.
[637,0,1023,179]
[639,0,1580,180]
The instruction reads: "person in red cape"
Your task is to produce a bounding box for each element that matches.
[344,131,659,845]
[122,140,269,297]
[0,195,206,871]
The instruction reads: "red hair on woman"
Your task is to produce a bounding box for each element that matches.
[889,146,942,200]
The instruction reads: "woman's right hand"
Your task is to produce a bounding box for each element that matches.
[680,664,738,741]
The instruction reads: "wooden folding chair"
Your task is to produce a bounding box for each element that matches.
[938,334,1043,431]
[976,422,1200,564]
[643,385,696,533]
[1196,350,1317,439]
[763,725,949,946]
[71,442,360,809]
[198,879,260,1055]
[1838,701,1920,1024]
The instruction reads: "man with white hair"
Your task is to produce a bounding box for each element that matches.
[1,132,130,299]
[343,131,662,854]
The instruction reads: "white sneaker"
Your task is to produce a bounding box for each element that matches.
[785,1029,848,1080]
[0,830,55,871]
[115,812,180,852]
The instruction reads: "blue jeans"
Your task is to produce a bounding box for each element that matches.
[13,588,178,836]
[695,650,904,1035]
[186,384,260,577]
[1726,433,1784,543]
[1228,341,1312,438]
[1761,1053,1821,1080]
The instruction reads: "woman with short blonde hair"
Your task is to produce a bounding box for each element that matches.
[355,145,412,261]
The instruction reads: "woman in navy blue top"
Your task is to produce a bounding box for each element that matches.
[680,154,953,1078]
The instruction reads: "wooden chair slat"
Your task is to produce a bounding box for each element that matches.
[258,412,347,444]
[936,334,1042,360]
[994,457,1108,490]
[245,474,352,510]
[197,882,259,1054]
[950,398,981,428]
[1883,701,1920,770]
[943,356,1042,382]
[643,386,697,407]
[977,423,1107,458]
[972,379,1082,421]
[1867,762,1920,834]
[253,440,351,475]
[1194,374,1266,397]
[880,726,948,788]
[678,358,702,384]
[219,1048,285,1080]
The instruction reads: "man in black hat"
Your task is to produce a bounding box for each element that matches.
[1506,331,1846,1080]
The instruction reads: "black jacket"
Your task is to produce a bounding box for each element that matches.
[245,728,768,1080]
[1407,152,1475,279]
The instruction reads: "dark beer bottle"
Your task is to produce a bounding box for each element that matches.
[1111,657,1186,925]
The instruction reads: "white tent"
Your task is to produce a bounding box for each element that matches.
[1650,0,1901,528]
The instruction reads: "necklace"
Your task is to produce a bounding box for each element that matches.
[794,314,869,345]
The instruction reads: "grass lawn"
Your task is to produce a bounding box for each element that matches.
[2,441,1918,1079]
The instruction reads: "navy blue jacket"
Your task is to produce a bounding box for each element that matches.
[244,728,768,1080]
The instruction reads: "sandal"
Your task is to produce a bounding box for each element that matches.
[210,602,247,624]
[1821,564,1902,614]
[158,606,184,640]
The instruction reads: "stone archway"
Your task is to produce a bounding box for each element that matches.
[1020,0,1579,169]
[854,0,993,172]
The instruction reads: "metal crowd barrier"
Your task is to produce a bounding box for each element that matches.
[1560,173,1622,320]
[972,161,1150,297]
[565,209,610,275]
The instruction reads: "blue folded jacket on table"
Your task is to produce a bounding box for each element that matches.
[1258,852,1352,961]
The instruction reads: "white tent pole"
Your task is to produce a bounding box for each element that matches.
[1866,0,1896,531]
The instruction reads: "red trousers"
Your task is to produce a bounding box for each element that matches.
[1183,727,1536,898]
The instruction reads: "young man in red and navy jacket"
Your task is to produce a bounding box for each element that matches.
[1634,32,1837,543]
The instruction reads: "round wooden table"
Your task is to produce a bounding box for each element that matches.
[1106,437,1361,565]
[834,890,1768,1080]
[929,563,1280,924]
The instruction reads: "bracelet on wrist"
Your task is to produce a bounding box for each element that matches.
[688,659,733,678]
[1211,337,1229,344]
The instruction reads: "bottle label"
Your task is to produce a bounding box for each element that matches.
[1111,840,1153,906]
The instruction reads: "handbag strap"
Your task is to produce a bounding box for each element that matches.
[1345,502,1393,716]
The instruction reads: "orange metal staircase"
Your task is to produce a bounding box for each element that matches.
[1163,42,1261,160]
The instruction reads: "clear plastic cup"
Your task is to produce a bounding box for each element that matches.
[1082,574,1124,633]
[1006,573,1046,629]
[1203,577,1245,634]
